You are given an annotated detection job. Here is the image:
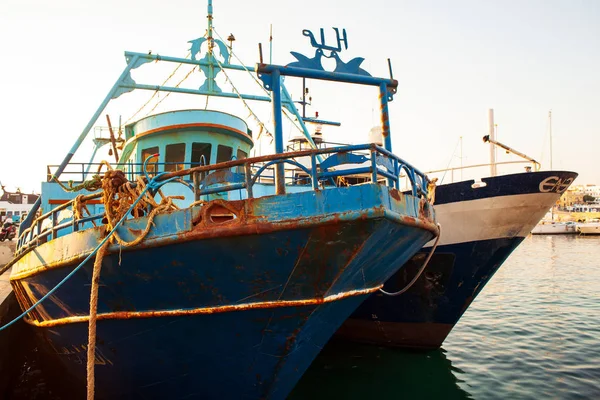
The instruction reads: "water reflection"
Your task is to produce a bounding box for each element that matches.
[291,340,472,400]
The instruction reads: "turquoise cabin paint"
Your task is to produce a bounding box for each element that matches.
[120,109,253,176]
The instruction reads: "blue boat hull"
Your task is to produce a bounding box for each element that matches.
[11,185,437,398]
[338,171,577,349]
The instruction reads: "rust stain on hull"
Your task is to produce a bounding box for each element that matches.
[11,202,438,282]
[389,188,402,201]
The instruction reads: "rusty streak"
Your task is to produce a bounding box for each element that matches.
[11,205,439,281]
[23,286,383,328]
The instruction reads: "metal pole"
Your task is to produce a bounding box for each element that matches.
[207,0,213,39]
[549,110,553,170]
[280,84,326,165]
[488,109,497,177]
[269,24,273,65]
[301,78,306,118]
[271,69,285,194]
[460,136,463,181]
[281,85,316,149]
[379,83,392,153]
[106,115,120,163]
[379,83,393,187]
[207,0,215,92]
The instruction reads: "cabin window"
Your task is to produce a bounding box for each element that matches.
[141,147,159,176]
[14,211,20,216]
[236,149,248,173]
[165,143,186,172]
[191,143,212,167]
[6,211,12,217]
[217,145,233,164]
[237,149,247,160]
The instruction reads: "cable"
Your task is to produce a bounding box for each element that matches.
[379,223,442,297]
[123,51,192,125]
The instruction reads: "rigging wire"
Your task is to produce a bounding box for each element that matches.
[440,137,462,185]
[213,27,305,137]
[211,48,273,141]
[144,65,198,117]
[123,50,192,125]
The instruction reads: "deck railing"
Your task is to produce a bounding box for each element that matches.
[421,160,536,185]
[20,144,429,256]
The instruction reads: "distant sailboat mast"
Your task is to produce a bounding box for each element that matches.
[488,109,497,177]
[549,110,554,220]
[549,110,553,170]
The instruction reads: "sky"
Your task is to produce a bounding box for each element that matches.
[0,0,598,193]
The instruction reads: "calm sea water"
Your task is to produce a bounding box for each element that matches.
[4,235,600,399]
[292,235,600,399]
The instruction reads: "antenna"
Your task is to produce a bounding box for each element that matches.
[460,136,463,181]
[488,109,497,177]
[269,24,273,64]
[207,0,214,53]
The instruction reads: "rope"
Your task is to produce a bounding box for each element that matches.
[427,178,438,205]
[100,170,180,247]
[73,195,97,227]
[379,223,442,297]
[52,161,113,193]
[86,239,108,400]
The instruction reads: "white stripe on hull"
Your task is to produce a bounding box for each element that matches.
[425,192,561,247]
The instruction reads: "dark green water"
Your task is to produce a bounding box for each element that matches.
[4,235,600,399]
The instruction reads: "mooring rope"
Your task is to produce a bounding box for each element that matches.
[379,223,442,297]
[86,240,108,400]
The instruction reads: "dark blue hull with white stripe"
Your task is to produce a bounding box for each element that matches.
[338,171,577,349]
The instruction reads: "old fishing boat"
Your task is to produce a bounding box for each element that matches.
[3,2,438,399]
[336,110,577,349]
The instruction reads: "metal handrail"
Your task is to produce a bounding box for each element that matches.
[19,144,429,255]
[425,160,534,175]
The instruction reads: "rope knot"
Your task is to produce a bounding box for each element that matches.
[104,170,128,191]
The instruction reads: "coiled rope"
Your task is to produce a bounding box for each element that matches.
[379,223,442,297]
